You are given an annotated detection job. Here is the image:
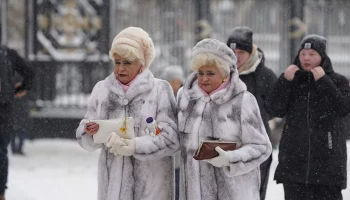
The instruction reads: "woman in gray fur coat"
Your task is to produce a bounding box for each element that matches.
[76,27,179,200]
[177,38,272,200]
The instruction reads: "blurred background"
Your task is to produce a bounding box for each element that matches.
[1,0,350,139]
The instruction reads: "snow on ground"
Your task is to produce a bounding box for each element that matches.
[6,139,350,200]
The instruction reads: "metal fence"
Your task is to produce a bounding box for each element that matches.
[3,0,350,114]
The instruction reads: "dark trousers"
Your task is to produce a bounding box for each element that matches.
[11,127,26,153]
[260,154,272,200]
[283,183,343,200]
[0,105,12,195]
[175,168,179,200]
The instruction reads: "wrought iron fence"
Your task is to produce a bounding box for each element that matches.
[4,0,350,113]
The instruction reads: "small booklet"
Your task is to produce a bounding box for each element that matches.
[193,140,237,160]
[90,117,135,144]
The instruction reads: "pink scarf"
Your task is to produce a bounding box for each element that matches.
[117,67,145,92]
[116,75,138,92]
[200,75,231,96]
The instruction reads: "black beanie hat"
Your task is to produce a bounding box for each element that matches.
[226,26,253,54]
[298,34,327,58]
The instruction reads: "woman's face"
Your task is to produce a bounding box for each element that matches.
[299,49,322,72]
[198,65,225,94]
[233,49,250,69]
[113,54,143,84]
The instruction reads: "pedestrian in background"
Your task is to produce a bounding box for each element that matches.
[0,27,35,200]
[226,26,277,200]
[266,34,350,200]
[160,65,185,97]
[11,75,35,156]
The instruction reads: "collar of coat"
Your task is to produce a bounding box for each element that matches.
[104,69,154,100]
[294,53,334,74]
[182,69,247,105]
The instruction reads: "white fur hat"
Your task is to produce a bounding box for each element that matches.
[191,38,237,75]
[109,27,156,68]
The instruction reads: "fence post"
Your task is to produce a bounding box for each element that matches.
[1,0,8,45]
[290,0,306,59]
[279,0,306,73]
[279,0,291,73]
[195,0,212,43]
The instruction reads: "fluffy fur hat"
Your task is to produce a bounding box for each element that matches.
[109,27,156,68]
[191,38,237,76]
[226,26,253,54]
[298,34,327,59]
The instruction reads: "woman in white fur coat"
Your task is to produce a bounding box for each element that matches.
[76,27,179,200]
[177,38,272,200]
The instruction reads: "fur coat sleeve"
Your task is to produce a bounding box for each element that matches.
[133,80,180,160]
[223,92,272,177]
[76,81,103,152]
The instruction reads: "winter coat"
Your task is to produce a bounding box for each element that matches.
[239,48,277,137]
[177,70,272,200]
[0,46,35,116]
[266,55,350,189]
[76,69,179,200]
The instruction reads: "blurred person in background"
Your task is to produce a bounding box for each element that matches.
[11,74,35,156]
[160,65,185,97]
[226,26,277,200]
[160,64,185,200]
[266,34,350,200]
[0,27,35,200]
[76,27,179,200]
[177,38,271,199]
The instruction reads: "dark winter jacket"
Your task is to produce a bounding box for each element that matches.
[0,46,35,116]
[266,54,350,189]
[5,47,34,92]
[239,48,277,137]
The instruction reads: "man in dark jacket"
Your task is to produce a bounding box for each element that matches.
[226,26,277,200]
[0,31,35,199]
[266,34,350,200]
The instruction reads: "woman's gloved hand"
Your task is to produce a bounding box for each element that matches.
[204,147,230,167]
[106,132,135,156]
[116,139,135,156]
[106,132,126,156]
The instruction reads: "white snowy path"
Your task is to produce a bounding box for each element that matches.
[6,139,350,200]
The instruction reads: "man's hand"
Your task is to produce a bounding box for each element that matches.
[284,65,299,81]
[14,82,27,98]
[311,66,325,81]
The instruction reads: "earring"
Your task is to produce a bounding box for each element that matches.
[222,78,227,83]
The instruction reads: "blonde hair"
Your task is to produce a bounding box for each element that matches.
[109,44,145,65]
[191,53,229,77]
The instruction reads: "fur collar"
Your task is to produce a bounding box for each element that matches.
[183,70,247,105]
[104,69,154,100]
